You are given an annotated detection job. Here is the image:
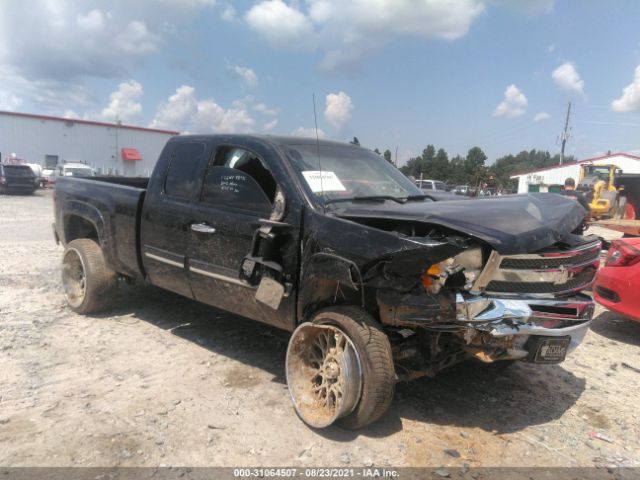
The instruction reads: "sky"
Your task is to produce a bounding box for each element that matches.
[1,0,640,165]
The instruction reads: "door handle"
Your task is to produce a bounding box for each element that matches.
[190,223,217,234]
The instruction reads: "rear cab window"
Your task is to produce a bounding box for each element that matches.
[163,142,207,199]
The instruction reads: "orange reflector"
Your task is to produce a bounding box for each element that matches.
[427,264,441,275]
[421,263,440,290]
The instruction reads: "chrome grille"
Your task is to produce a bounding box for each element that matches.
[499,248,599,270]
[472,237,601,297]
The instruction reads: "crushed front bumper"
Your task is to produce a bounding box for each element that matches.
[456,292,595,361]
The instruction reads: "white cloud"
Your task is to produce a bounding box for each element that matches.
[611,65,640,113]
[253,102,278,116]
[0,0,243,114]
[245,0,485,70]
[552,62,585,96]
[230,65,258,88]
[324,91,353,129]
[77,9,106,31]
[221,4,236,21]
[0,2,160,81]
[115,21,159,55]
[0,91,23,111]
[150,85,254,133]
[246,0,314,47]
[0,66,93,113]
[533,111,551,122]
[62,109,80,119]
[293,127,325,138]
[101,80,143,122]
[493,84,528,118]
[264,118,279,130]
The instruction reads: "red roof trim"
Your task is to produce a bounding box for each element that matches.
[510,152,640,177]
[0,110,179,135]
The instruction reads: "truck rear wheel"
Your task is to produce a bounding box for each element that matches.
[62,239,117,314]
[286,306,395,429]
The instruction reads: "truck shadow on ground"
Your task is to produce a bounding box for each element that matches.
[589,310,640,347]
[102,284,586,440]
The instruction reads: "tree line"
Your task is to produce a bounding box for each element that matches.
[374,145,574,189]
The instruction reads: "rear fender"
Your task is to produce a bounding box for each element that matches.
[62,200,106,247]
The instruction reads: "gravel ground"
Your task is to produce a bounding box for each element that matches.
[0,190,639,469]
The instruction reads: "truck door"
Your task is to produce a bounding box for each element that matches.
[186,145,295,330]
[140,141,208,299]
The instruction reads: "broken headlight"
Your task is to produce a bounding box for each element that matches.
[422,248,483,294]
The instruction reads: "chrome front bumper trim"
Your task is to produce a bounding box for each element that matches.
[456,292,595,359]
[456,292,594,323]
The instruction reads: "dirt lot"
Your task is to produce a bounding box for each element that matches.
[1,190,639,469]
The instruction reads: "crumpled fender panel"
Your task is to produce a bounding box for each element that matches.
[297,210,469,319]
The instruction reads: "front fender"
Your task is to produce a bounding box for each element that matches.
[297,252,364,322]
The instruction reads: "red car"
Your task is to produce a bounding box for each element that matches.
[594,237,640,321]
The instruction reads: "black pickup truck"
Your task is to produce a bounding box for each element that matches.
[54,135,599,429]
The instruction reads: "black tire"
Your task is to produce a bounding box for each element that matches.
[62,239,117,314]
[313,306,395,429]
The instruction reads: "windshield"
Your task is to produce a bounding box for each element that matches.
[584,166,611,178]
[64,167,94,177]
[3,165,34,176]
[285,144,423,208]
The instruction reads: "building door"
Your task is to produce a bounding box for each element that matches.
[45,155,58,168]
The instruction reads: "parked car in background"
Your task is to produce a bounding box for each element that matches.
[594,237,640,321]
[49,162,95,186]
[42,169,55,187]
[415,179,446,191]
[26,163,46,188]
[0,163,38,194]
[454,185,472,196]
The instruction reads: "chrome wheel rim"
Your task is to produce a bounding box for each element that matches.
[286,323,362,428]
[62,248,86,308]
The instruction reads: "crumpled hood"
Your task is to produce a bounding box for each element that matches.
[335,193,586,255]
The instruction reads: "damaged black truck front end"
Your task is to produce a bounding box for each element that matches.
[285,140,598,428]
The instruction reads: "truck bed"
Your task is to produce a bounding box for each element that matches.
[54,176,147,279]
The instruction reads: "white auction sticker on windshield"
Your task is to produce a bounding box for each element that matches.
[302,171,346,193]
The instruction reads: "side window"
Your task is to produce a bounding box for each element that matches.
[200,147,276,214]
[164,142,206,199]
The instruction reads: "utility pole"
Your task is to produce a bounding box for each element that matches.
[559,101,572,165]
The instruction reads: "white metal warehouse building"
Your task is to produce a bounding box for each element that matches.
[0,110,178,176]
[510,152,640,193]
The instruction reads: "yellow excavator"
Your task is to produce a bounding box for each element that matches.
[577,164,625,219]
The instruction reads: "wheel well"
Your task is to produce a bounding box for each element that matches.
[65,215,99,243]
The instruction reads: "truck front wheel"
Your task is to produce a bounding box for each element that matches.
[61,239,117,314]
[286,306,395,429]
